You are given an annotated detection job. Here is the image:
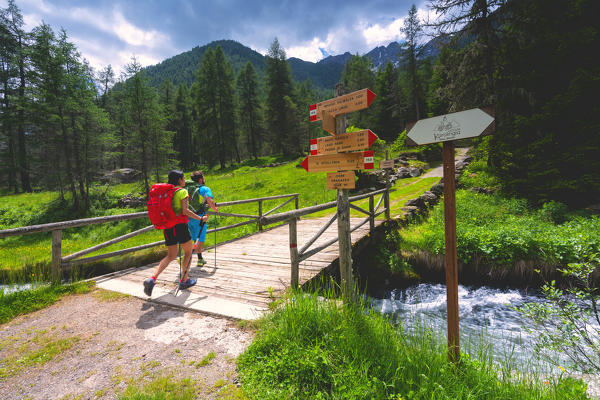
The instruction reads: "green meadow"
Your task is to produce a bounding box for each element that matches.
[0,154,434,281]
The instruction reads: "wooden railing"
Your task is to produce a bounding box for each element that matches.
[0,193,299,278]
[260,187,390,288]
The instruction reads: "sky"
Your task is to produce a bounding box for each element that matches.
[2,0,433,76]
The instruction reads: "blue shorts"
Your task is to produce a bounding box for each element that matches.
[188,218,207,243]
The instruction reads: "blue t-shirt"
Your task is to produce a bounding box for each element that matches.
[193,185,213,216]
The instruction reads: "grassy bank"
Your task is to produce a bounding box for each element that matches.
[0,281,93,324]
[0,154,435,281]
[396,159,600,282]
[237,288,588,399]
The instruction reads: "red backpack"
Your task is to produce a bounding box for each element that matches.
[147,184,188,229]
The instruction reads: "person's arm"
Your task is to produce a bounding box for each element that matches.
[206,196,218,213]
[181,197,203,221]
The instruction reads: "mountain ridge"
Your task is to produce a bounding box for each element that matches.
[142,38,440,90]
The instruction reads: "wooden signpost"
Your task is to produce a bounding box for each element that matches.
[379,159,394,169]
[300,150,374,173]
[407,108,494,363]
[310,129,378,155]
[309,88,376,122]
[327,171,355,190]
[306,85,377,299]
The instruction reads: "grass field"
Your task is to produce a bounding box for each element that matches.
[0,155,438,281]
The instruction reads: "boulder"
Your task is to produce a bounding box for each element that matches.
[430,182,444,196]
[118,193,146,208]
[420,191,438,206]
[102,168,140,183]
[409,167,422,177]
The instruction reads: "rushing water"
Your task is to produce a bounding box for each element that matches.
[370,283,567,371]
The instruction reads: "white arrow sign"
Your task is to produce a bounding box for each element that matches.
[407,108,494,145]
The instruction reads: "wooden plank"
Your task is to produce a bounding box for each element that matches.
[300,151,374,173]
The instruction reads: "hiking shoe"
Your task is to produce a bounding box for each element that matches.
[143,278,155,296]
[196,257,206,267]
[179,278,197,290]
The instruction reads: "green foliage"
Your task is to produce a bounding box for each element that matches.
[518,248,600,372]
[238,289,588,399]
[492,0,600,206]
[0,281,93,324]
[119,375,199,400]
[400,190,600,268]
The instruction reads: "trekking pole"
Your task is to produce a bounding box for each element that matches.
[175,244,182,296]
[214,212,217,267]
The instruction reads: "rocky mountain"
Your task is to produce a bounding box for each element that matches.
[142,38,441,91]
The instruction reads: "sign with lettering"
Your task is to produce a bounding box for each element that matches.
[300,150,374,173]
[379,159,395,169]
[327,171,355,190]
[406,108,494,145]
[310,130,378,155]
[309,88,376,122]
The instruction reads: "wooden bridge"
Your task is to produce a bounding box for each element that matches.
[0,189,390,320]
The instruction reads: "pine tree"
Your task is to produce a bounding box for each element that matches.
[341,55,376,129]
[122,57,173,191]
[1,0,31,192]
[265,38,301,156]
[173,84,193,169]
[236,61,263,159]
[401,4,424,120]
[192,46,238,169]
[372,62,404,141]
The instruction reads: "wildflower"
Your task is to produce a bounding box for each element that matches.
[558,366,565,372]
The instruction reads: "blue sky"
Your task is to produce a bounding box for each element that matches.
[3,0,431,75]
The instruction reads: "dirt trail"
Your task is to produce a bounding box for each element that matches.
[0,289,252,399]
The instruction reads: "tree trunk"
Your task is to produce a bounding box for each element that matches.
[59,105,79,210]
[17,36,31,192]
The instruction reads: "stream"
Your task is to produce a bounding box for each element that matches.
[369,283,580,373]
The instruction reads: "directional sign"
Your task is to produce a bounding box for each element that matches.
[379,159,395,169]
[327,171,355,190]
[407,108,494,145]
[301,150,374,173]
[309,88,376,122]
[310,130,378,155]
[322,110,336,135]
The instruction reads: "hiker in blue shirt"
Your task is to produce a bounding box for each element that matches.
[188,171,218,266]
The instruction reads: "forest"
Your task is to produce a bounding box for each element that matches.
[1,0,598,211]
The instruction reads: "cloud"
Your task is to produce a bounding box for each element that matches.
[363,17,405,47]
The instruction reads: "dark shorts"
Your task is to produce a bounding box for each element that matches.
[163,223,192,246]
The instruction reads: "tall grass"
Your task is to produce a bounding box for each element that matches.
[237,286,588,399]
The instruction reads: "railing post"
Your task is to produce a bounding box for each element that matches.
[289,218,299,289]
[369,194,375,233]
[384,186,391,220]
[258,200,263,232]
[52,230,62,282]
[294,194,299,210]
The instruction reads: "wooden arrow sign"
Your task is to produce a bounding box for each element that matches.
[327,171,355,190]
[301,150,374,173]
[309,88,376,122]
[310,130,378,155]
[407,108,494,145]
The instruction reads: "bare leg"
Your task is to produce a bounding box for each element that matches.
[180,240,194,281]
[154,244,179,278]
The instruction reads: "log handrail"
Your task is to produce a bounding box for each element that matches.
[0,193,299,275]
[262,187,390,288]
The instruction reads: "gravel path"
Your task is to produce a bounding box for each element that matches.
[0,289,253,399]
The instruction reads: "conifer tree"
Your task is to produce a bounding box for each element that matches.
[236,61,263,159]
[401,4,424,120]
[265,38,301,156]
[372,62,404,141]
[341,55,375,129]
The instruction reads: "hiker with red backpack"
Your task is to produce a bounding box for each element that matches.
[144,170,215,296]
